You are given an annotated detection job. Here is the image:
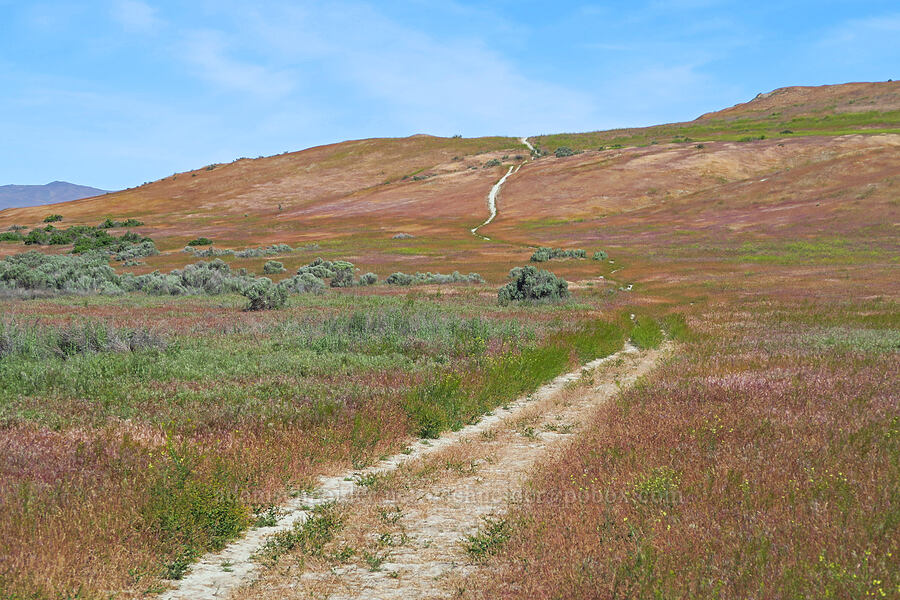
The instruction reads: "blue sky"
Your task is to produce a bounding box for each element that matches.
[1,1,898,190]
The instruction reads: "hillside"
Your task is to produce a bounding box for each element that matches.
[532,79,900,152]
[1,81,897,600]
[0,82,897,284]
[0,181,109,210]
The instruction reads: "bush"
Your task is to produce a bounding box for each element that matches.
[592,250,608,261]
[0,251,120,293]
[187,237,214,246]
[263,260,285,274]
[385,271,483,286]
[297,258,355,281]
[483,158,501,168]
[279,273,326,295]
[554,147,576,158]
[114,241,158,262]
[23,229,50,245]
[242,278,288,311]
[530,247,586,262]
[99,217,144,229]
[386,272,414,286]
[43,214,63,223]
[0,232,23,242]
[330,269,354,288]
[497,266,570,305]
[234,244,294,258]
[392,233,414,240]
[357,272,378,286]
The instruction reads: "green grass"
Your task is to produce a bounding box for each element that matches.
[463,517,512,561]
[403,319,625,438]
[630,316,664,350]
[534,110,900,152]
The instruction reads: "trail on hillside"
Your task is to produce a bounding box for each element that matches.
[235,344,664,600]
[471,138,533,241]
[160,343,664,600]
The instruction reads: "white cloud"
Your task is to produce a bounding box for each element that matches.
[180,30,296,100]
[111,0,161,33]
[215,1,597,135]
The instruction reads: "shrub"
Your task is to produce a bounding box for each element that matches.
[392,233,414,239]
[263,260,285,274]
[483,158,501,168]
[0,232,23,242]
[357,272,378,286]
[43,214,63,223]
[385,271,483,286]
[592,250,609,261]
[0,251,120,293]
[530,247,586,262]
[187,237,214,247]
[554,147,575,158]
[23,229,50,245]
[279,273,326,295]
[114,241,158,262]
[297,258,355,281]
[99,217,144,229]
[241,278,288,311]
[386,272,414,286]
[234,244,294,259]
[497,266,570,305]
[330,269,354,288]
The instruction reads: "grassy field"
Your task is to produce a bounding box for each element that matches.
[0,288,627,598]
[462,298,899,599]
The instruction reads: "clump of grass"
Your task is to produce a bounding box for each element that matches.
[630,316,664,349]
[147,442,250,578]
[0,320,166,359]
[255,503,344,566]
[463,517,512,561]
[187,237,214,246]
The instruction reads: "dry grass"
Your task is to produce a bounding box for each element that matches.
[461,301,899,599]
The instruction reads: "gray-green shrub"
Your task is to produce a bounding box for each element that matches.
[530,247,586,262]
[263,260,285,274]
[358,272,378,286]
[241,278,288,311]
[497,266,570,305]
[385,271,483,286]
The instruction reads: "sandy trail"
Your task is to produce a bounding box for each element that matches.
[234,344,665,600]
[471,138,533,240]
[161,342,662,600]
[470,165,514,241]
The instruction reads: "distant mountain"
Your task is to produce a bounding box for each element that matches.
[0,181,110,210]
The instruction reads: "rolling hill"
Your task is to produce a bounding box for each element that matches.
[0,80,897,285]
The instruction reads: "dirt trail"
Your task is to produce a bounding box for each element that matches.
[471,138,533,240]
[233,344,665,600]
[161,343,663,599]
